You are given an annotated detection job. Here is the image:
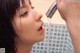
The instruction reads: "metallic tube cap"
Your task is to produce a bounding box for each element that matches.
[46,1,57,18]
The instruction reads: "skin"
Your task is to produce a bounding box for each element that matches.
[12,0,44,53]
[56,0,80,53]
[11,0,80,53]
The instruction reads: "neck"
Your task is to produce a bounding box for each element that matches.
[16,43,33,53]
[15,37,33,53]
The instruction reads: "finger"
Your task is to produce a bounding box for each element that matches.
[56,0,67,9]
[56,0,63,9]
[56,0,61,5]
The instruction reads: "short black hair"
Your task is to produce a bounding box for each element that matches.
[0,0,24,53]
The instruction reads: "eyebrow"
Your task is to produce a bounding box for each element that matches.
[29,0,32,5]
[20,0,32,8]
[20,5,26,9]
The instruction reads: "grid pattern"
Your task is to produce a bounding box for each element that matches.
[31,23,74,53]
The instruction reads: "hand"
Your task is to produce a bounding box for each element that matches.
[56,0,80,40]
[56,0,80,53]
[56,0,80,22]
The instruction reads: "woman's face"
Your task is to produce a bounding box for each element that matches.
[12,0,44,44]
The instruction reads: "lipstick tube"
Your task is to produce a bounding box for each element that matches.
[46,1,57,18]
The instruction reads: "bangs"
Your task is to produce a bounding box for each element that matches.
[0,0,25,20]
[21,0,25,5]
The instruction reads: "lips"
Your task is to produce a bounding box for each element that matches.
[38,25,43,31]
[37,22,44,32]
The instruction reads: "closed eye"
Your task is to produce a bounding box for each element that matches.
[20,11,28,17]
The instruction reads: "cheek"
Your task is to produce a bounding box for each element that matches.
[19,18,37,41]
[12,16,38,43]
[12,18,22,36]
[22,21,36,35]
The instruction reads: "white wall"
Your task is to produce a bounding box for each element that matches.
[31,0,66,24]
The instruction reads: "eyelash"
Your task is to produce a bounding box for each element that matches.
[20,6,34,17]
[20,11,28,17]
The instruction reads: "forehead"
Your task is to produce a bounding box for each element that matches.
[21,0,31,4]
[20,0,31,7]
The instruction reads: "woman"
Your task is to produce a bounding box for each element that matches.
[56,0,80,53]
[0,0,80,53]
[0,0,44,53]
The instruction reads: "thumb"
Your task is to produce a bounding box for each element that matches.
[56,0,65,9]
[56,0,61,5]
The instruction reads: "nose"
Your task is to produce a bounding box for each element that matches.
[35,11,43,21]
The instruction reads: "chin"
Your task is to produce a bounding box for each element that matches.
[32,34,45,44]
[38,34,45,42]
